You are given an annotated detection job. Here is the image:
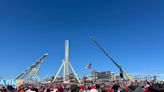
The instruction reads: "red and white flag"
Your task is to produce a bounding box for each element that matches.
[85,63,91,69]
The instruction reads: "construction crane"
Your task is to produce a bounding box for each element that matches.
[15,53,48,80]
[91,38,133,81]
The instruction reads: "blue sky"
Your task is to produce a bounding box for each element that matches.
[0,0,164,80]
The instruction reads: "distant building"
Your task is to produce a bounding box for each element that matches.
[91,71,115,83]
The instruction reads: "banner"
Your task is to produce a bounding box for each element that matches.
[0,79,24,87]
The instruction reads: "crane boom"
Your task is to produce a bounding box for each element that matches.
[15,53,48,80]
[91,38,133,81]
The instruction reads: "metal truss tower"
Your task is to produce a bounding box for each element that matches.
[16,53,48,82]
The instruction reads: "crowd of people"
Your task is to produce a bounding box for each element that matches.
[0,81,164,92]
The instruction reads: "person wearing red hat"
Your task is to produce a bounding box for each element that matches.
[79,85,84,92]
[79,85,84,90]
[123,85,128,92]
[56,85,63,92]
[89,84,98,92]
[90,85,96,89]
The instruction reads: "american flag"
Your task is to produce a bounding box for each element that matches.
[85,63,91,69]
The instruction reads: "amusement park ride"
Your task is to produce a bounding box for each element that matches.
[52,40,81,83]
[15,53,48,82]
[14,38,134,83]
[15,40,80,83]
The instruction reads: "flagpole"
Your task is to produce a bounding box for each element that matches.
[90,68,94,84]
[83,74,87,92]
